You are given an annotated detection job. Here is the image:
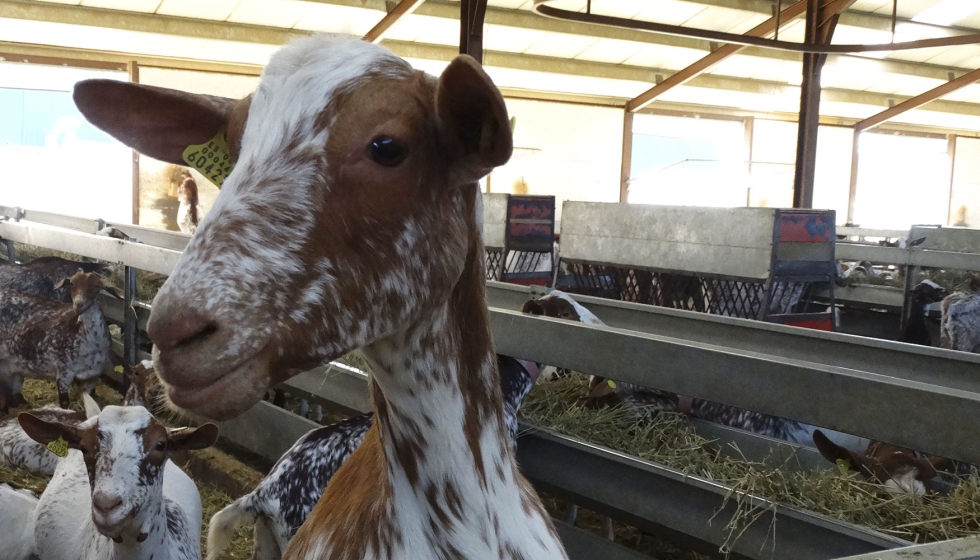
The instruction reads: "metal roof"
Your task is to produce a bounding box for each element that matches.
[4,0,980,130]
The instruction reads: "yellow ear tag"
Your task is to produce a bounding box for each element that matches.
[607,380,617,389]
[47,437,69,458]
[182,130,234,188]
[114,365,124,374]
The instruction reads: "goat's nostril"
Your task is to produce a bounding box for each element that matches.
[93,492,123,514]
[177,323,218,348]
[148,309,219,353]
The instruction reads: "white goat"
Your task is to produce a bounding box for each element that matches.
[0,483,39,560]
[18,405,218,560]
[0,393,101,476]
[0,269,120,411]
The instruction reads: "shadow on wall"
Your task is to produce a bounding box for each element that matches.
[138,158,216,231]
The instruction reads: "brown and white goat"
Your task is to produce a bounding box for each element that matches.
[0,256,108,303]
[176,175,201,234]
[74,35,567,559]
[812,430,949,495]
[0,269,121,411]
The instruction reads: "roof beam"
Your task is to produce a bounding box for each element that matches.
[627,0,808,112]
[363,0,426,44]
[856,66,980,131]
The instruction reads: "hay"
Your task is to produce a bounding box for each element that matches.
[518,375,980,548]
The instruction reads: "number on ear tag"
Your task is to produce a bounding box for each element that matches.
[182,130,234,188]
[47,436,69,458]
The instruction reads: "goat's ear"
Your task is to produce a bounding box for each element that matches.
[929,455,956,474]
[585,376,616,399]
[522,300,545,315]
[73,80,237,166]
[169,424,219,451]
[18,413,83,447]
[104,286,124,300]
[813,430,866,473]
[53,277,71,290]
[81,393,102,420]
[435,55,513,186]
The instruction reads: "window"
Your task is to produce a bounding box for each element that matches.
[0,62,130,223]
[628,114,747,207]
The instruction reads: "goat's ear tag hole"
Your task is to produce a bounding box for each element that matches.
[182,130,234,188]
[47,437,69,458]
[606,380,617,389]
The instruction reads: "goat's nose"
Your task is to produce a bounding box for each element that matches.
[147,305,218,353]
[92,491,123,515]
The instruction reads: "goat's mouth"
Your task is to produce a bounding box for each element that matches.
[155,348,273,421]
[92,509,136,539]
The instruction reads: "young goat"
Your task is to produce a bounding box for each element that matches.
[1,482,39,560]
[812,430,948,495]
[0,269,120,411]
[176,175,201,235]
[0,257,108,303]
[208,355,540,560]
[940,291,980,354]
[0,393,101,476]
[19,406,218,560]
[899,280,947,346]
[75,35,567,559]
[524,291,869,450]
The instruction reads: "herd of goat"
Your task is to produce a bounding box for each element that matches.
[0,250,974,559]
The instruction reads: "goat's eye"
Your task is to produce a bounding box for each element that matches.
[367,136,408,167]
[155,440,166,452]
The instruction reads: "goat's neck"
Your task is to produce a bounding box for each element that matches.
[356,233,562,557]
[94,493,170,560]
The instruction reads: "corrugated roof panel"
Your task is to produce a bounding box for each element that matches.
[726,13,770,35]
[878,0,946,18]
[523,32,599,58]
[228,0,304,28]
[293,3,380,35]
[885,45,953,63]
[622,44,707,71]
[591,0,649,19]
[821,57,891,91]
[484,24,549,53]
[774,19,807,43]
[711,53,773,79]
[681,6,767,33]
[863,73,946,96]
[82,0,162,12]
[923,44,980,67]
[573,37,646,64]
[29,0,82,5]
[487,0,531,9]
[156,0,240,20]
[380,13,460,44]
[632,0,707,26]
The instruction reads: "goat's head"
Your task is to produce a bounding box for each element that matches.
[74,36,511,419]
[55,269,122,314]
[177,177,199,206]
[911,279,948,305]
[812,429,943,495]
[18,406,218,539]
[522,290,604,325]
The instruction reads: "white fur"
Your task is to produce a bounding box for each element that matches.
[0,483,38,560]
[543,290,605,325]
[884,469,926,495]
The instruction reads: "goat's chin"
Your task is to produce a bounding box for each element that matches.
[93,510,136,540]
[156,352,272,421]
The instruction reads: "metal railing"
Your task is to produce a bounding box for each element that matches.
[5,205,980,559]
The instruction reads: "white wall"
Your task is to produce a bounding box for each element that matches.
[488,98,623,225]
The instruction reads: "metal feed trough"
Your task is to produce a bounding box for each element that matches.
[482,193,556,286]
[555,202,838,330]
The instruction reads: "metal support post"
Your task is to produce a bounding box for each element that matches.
[123,251,138,392]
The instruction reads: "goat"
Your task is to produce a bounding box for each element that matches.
[0,257,108,303]
[0,393,101,476]
[940,291,980,353]
[523,291,868,449]
[208,355,540,560]
[898,280,948,346]
[176,176,201,235]
[812,430,948,495]
[0,269,121,411]
[18,405,219,560]
[75,35,567,559]
[1,482,39,560]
